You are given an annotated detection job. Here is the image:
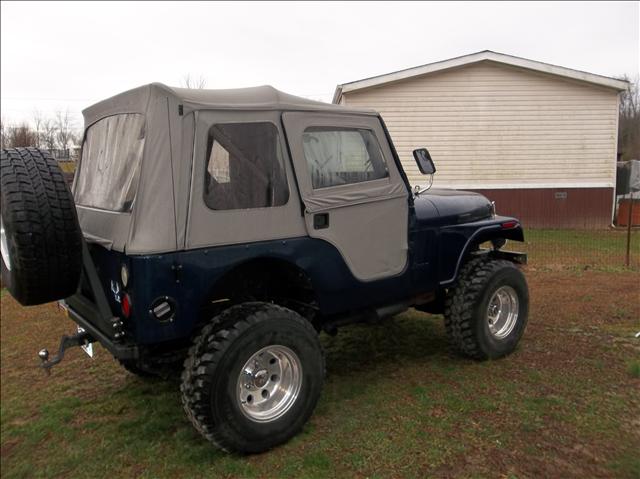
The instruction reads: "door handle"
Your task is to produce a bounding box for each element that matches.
[313,213,329,230]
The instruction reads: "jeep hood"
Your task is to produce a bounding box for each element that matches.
[414,189,493,225]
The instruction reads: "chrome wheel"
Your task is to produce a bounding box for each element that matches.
[486,285,519,339]
[237,345,302,423]
[0,215,11,271]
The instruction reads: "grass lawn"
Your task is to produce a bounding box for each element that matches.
[1,268,638,479]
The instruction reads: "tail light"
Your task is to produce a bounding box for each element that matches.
[121,293,132,318]
[501,220,519,229]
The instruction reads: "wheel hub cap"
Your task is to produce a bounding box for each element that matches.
[0,216,11,271]
[486,286,519,339]
[237,345,302,423]
[252,369,268,388]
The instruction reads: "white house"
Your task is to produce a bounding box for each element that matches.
[333,51,628,228]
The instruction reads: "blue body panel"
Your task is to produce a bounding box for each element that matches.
[89,200,522,345]
[91,236,424,344]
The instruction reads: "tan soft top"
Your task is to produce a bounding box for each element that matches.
[83,83,375,128]
[76,83,380,254]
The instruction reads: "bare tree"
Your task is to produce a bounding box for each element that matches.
[6,123,38,148]
[41,118,58,151]
[32,110,44,148]
[182,74,207,89]
[0,117,7,149]
[54,109,75,150]
[618,75,640,161]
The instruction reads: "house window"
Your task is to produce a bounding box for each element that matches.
[302,127,389,189]
[204,122,289,210]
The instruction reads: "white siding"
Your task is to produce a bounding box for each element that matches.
[341,61,619,189]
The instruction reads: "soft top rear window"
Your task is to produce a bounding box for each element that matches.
[74,113,145,212]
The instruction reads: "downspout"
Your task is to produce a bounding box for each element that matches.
[611,91,621,227]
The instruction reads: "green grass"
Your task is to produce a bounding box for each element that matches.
[57,161,76,173]
[2,303,638,478]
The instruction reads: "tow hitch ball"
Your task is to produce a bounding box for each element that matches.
[37,330,92,374]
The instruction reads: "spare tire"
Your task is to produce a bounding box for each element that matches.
[1,147,82,305]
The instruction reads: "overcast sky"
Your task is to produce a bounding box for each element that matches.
[1,1,638,127]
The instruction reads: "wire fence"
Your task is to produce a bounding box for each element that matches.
[508,228,640,271]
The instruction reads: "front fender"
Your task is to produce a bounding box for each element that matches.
[438,216,525,286]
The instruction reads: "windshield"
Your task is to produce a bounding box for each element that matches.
[74,113,145,212]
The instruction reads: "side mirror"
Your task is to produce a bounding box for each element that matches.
[413,148,436,175]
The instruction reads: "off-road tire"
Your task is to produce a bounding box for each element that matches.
[0,147,82,305]
[444,257,529,360]
[180,302,324,454]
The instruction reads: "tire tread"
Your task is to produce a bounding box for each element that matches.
[180,302,323,453]
[1,147,82,305]
[444,257,519,359]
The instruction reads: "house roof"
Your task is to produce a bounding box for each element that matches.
[333,50,629,103]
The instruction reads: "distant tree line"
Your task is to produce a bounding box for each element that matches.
[0,109,80,152]
[0,75,206,152]
[618,75,640,161]
[182,73,207,89]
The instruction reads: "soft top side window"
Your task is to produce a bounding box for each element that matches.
[302,127,389,189]
[75,113,145,212]
[204,122,289,210]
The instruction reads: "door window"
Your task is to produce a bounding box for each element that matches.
[204,122,289,210]
[302,127,389,189]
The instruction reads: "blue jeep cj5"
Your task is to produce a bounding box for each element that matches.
[0,84,528,453]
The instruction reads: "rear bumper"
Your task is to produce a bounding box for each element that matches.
[56,240,138,361]
[60,299,139,360]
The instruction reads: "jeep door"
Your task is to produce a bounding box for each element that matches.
[283,112,409,281]
[185,110,307,249]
